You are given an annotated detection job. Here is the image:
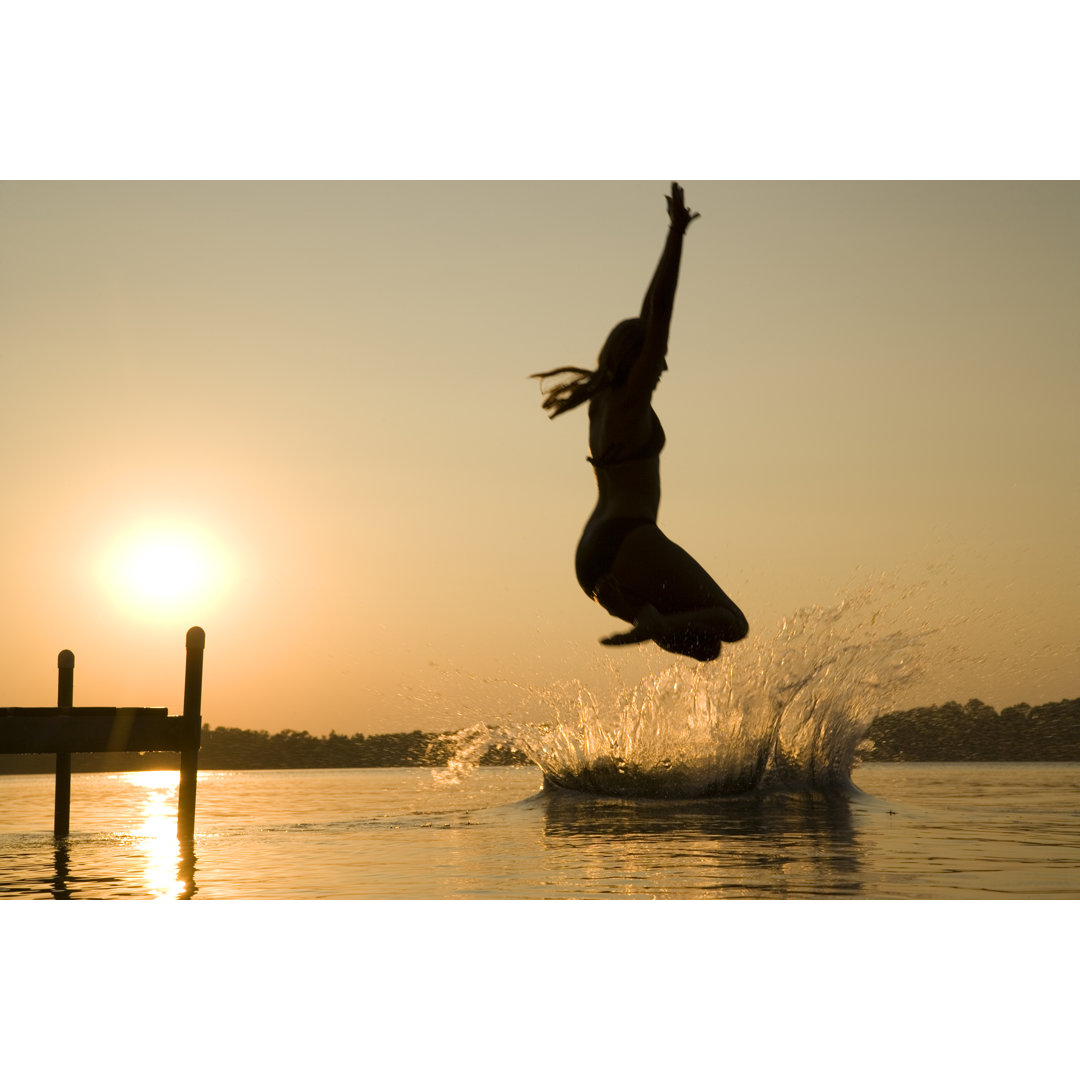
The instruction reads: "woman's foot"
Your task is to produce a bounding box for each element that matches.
[600,604,666,647]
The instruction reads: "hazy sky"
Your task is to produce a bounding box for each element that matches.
[2,181,1077,733]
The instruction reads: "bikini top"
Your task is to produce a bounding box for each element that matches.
[587,409,666,469]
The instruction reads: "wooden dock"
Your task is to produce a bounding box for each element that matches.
[0,627,205,844]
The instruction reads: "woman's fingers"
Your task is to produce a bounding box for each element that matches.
[666,182,698,229]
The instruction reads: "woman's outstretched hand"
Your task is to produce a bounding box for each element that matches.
[666,182,700,233]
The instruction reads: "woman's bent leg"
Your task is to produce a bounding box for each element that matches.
[599,525,748,659]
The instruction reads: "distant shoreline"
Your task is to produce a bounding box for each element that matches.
[2,696,1078,775]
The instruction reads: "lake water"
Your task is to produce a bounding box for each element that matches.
[2,762,1078,899]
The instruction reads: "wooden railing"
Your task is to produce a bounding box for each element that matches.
[0,627,205,845]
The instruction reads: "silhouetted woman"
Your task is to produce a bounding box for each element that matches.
[533,183,748,661]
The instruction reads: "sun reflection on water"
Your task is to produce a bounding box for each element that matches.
[119,771,195,899]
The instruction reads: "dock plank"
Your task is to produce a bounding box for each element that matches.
[0,708,199,755]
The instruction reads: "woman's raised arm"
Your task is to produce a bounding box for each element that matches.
[628,183,699,398]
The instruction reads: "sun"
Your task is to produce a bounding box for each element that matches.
[102,522,230,619]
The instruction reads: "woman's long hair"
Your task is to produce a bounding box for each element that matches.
[531,365,611,418]
[532,318,644,418]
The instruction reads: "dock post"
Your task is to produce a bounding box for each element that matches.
[177,627,204,845]
[54,650,75,838]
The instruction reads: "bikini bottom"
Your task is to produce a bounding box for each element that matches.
[575,516,654,599]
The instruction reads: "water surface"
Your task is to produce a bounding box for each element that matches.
[2,762,1077,899]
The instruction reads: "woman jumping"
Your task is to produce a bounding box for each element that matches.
[533,183,748,662]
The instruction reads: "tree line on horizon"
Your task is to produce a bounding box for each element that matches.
[859,697,1080,762]
[1,697,1078,774]
[0,725,519,774]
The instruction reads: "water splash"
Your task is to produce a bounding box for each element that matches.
[435,589,930,798]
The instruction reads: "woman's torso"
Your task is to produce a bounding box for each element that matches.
[585,393,663,524]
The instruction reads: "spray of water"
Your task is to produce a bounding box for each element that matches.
[434,588,931,798]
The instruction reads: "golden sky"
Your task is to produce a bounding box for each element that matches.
[2,181,1077,733]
